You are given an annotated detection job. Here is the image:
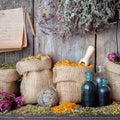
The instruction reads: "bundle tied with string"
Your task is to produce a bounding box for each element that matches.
[16,54,54,104]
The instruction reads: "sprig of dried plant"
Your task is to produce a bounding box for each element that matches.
[39,0,120,39]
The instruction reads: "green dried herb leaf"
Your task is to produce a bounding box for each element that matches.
[21,54,46,61]
[0,63,16,69]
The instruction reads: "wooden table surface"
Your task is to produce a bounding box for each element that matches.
[1,115,120,120]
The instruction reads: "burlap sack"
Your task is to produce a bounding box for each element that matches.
[16,56,52,75]
[53,65,94,83]
[56,81,84,104]
[0,81,18,94]
[0,69,20,82]
[104,58,120,101]
[20,69,54,104]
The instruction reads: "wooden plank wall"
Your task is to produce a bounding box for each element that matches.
[0,0,120,67]
[97,25,119,65]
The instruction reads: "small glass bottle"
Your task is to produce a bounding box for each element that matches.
[94,66,105,106]
[98,78,111,107]
[95,65,105,86]
[81,72,96,107]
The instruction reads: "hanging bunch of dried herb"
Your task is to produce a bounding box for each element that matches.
[39,0,119,39]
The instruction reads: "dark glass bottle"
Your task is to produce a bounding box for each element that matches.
[98,78,111,107]
[81,72,96,107]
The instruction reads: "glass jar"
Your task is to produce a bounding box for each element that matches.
[81,72,96,107]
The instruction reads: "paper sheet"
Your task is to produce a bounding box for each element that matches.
[0,8,27,52]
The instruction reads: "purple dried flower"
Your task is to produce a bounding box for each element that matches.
[108,52,120,65]
[0,99,12,112]
[15,96,23,108]
[0,92,23,112]
[0,92,15,99]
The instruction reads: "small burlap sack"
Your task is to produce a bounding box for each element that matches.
[16,56,52,75]
[0,69,20,82]
[0,81,18,94]
[104,58,120,101]
[53,65,94,83]
[20,69,53,104]
[0,69,19,94]
[56,81,84,104]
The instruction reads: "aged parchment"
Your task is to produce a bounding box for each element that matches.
[0,8,27,52]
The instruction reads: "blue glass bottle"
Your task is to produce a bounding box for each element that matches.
[98,78,111,107]
[81,72,96,107]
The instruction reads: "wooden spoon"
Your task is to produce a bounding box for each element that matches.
[79,46,95,66]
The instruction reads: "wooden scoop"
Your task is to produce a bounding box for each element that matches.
[79,46,95,66]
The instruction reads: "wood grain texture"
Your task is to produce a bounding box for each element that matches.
[1,116,120,120]
[117,5,120,53]
[96,24,119,66]
[0,114,120,120]
[34,0,95,63]
[0,0,34,64]
[96,7,120,66]
[118,23,120,53]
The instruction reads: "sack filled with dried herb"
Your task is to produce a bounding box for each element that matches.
[0,63,20,94]
[0,81,18,94]
[53,60,94,104]
[56,82,82,104]
[16,54,52,75]
[53,60,94,83]
[104,53,120,101]
[20,70,54,104]
[0,63,19,82]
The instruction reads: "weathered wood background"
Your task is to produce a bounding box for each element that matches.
[0,0,120,67]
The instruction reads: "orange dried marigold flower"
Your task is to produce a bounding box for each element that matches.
[55,60,92,66]
[50,102,78,114]
[55,60,84,66]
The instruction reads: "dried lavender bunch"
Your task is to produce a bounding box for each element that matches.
[39,0,119,39]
